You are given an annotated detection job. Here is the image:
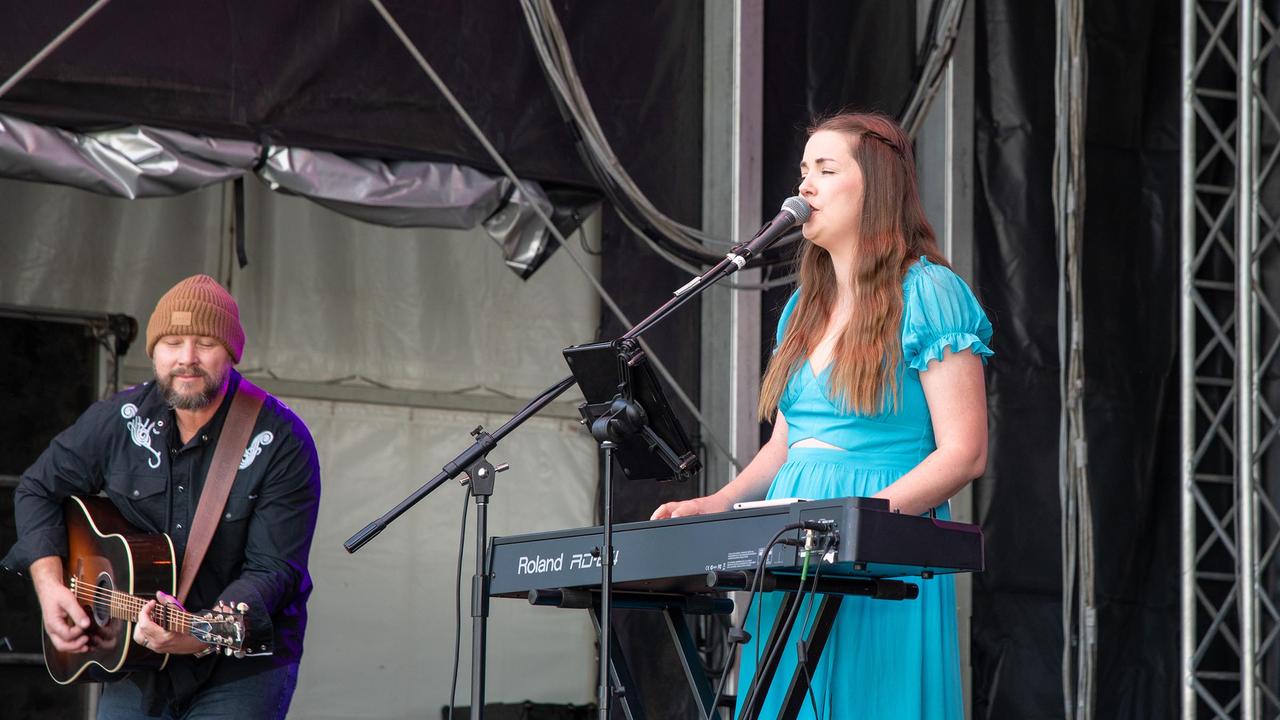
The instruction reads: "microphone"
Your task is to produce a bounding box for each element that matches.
[728,196,811,270]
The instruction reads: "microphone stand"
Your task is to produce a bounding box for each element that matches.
[343,226,786,720]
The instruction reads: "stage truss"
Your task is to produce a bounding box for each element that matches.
[1183,0,1280,717]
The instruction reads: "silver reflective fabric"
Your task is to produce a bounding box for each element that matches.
[481,181,556,278]
[0,114,257,197]
[0,114,575,277]
[258,145,511,229]
[258,145,562,276]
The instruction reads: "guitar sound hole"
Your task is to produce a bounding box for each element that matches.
[93,572,114,626]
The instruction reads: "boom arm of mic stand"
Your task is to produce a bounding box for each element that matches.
[344,374,579,553]
[624,247,749,340]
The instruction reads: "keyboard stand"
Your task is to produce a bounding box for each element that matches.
[592,605,644,720]
[777,593,842,718]
[529,589,733,720]
[708,571,919,720]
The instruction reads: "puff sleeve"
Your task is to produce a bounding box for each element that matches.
[901,260,994,372]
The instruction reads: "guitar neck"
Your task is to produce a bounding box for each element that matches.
[70,577,197,636]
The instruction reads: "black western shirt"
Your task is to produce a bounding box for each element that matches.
[2,370,321,703]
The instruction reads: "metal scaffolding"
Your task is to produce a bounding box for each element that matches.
[1183,0,1280,717]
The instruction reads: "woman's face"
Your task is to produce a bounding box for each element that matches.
[798,130,865,251]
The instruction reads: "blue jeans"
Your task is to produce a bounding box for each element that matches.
[97,662,298,720]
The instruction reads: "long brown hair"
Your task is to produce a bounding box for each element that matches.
[758,111,948,418]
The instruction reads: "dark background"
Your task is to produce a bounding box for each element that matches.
[0,315,104,719]
[0,1,1185,716]
[970,0,1181,716]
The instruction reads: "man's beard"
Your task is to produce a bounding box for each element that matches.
[158,365,227,411]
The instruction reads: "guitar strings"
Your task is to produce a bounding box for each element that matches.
[74,582,243,630]
[72,584,192,627]
[72,586,193,629]
[69,580,199,631]
[70,580,244,652]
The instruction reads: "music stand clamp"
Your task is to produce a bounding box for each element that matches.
[568,338,700,481]
[564,337,701,719]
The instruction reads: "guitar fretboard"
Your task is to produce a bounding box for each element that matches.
[69,576,196,634]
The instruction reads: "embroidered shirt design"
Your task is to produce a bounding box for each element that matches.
[240,431,274,470]
[121,403,163,469]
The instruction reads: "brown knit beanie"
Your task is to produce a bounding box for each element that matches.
[146,275,245,363]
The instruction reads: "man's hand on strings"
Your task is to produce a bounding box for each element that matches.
[133,591,207,655]
[30,556,90,654]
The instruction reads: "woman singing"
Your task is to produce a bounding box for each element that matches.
[652,111,992,719]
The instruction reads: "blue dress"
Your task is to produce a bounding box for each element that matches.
[735,257,994,719]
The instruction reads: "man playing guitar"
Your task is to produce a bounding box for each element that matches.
[3,275,322,719]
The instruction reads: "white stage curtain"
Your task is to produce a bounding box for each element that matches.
[294,399,596,718]
[0,176,601,715]
[0,177,600,400]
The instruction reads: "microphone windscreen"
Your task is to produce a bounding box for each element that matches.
[782,195,811,223]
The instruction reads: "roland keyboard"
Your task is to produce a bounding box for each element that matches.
[487,496,983,598]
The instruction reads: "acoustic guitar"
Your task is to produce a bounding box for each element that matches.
[44,495,249,684]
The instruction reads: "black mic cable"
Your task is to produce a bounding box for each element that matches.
[707,524,795,719]
[739,525,839,715]
[793,532,837,720]
[706,519,838,718]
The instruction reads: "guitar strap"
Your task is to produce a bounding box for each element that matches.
[175,378,267,605]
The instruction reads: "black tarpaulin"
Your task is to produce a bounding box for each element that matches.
[0,0,698,190]
[971,0,1181,716]
[757,0,919,406]
[0,0,1192,715]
